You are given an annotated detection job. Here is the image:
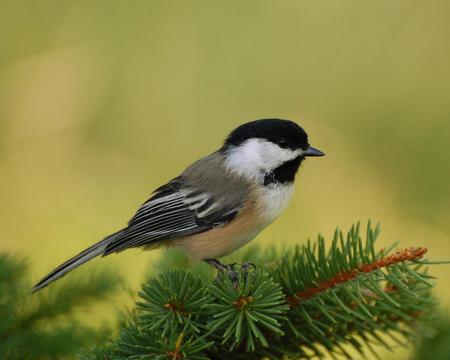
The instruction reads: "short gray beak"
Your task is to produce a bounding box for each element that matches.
[304,146,325,157]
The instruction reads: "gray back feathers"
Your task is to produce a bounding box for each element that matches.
[32,151,251,292]
[181,151,250,211]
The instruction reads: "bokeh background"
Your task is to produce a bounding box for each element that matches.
[1,1,449,358]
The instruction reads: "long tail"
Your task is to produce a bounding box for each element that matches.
[31,230,123,293]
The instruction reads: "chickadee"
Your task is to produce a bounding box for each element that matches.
[32,119,324,292]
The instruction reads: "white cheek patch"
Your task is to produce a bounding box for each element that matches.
[224,138,302,181]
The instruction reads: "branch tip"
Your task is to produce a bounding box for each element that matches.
[288,247,428,307]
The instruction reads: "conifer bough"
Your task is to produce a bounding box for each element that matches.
[83,222,441,360]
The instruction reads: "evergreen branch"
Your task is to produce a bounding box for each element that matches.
[285,246,427,306]
[137,271,211,337]
[82,221,443,360]
[205,268,288,351]
[0,255,122,359]
[23,267,123,327]
[268,222,437,359]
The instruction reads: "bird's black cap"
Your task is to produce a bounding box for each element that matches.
[223,118,309,151]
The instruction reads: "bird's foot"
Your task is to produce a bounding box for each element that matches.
[205,258,236,272]
[241,261,256,272]
[205,258,256,288]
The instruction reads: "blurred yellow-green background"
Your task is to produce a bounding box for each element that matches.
[0,1,449,358]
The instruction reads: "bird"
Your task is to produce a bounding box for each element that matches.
[32,118,324,292]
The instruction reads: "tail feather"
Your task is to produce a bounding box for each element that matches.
[31,231,123,293]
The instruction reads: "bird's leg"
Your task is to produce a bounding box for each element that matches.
[205,258,239,286]
[205,259,256,288]
[241,262,256,271]
[204,258,236,272]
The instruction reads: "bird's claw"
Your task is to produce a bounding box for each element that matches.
[205,258,256,289]
[241,262,256,271]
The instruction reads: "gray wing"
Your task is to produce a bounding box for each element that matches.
[103,177,241,255]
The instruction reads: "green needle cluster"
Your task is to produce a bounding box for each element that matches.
[205,268,288,351]
[0,254,121,359]
[82,222,442,360]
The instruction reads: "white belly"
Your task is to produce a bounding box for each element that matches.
[257,184,295,225]
[170,184,295,260]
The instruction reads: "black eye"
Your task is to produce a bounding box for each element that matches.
[278,139,289,148]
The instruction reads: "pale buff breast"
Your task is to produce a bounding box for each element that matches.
[168,184,294,261]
